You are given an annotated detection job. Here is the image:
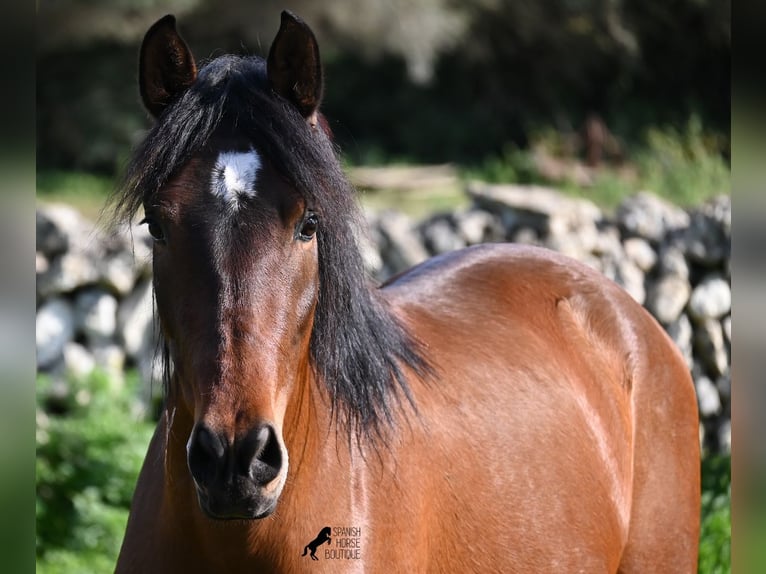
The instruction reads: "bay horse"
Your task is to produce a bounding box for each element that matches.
[113,11,700,573]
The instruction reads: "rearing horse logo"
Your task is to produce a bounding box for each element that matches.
[301,526,332,560]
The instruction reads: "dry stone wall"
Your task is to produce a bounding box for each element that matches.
[36,185,731,453]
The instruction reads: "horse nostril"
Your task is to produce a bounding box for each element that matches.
[199,425,226,459]
[251,426,270,459]
[238,423,283,485]
[188,424,226,484]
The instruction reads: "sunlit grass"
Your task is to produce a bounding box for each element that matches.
[463,117,730,211]
[358,184,468,218]
[36,170,115,220]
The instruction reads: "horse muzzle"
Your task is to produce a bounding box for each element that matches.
[186,422,288,520]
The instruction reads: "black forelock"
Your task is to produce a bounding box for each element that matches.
[109,53,431,446]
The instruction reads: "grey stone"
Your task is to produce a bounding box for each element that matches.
[91,342,127,383]
[722,315,731,346]
[657,246,690,280]
[681,215,729,266]
[99,251,138,296]
[467,182,602,238]
[75,288,118,344]
[645,275,691,324]
[688,276,731,321]
[622,237,657,272]
[37,203,97,255]
[454,208,504,245]
[701,194,731,235]
[500,210,524,235]
[117,279,156,360]
[718,419,731,454]
[680,195,731,266]
[694,375,722,417]
[36,297,76,369]
[356,216,384,279]
[546,221,601,260]
[614,258,645,305]
[421,217,466,255]
[511,227,540,246]
[666,314,694,369]
[62,342,95,379]
[37,211,69,258]
[37,252,101,297]
[615,192,690,242]
[36,252,49,274]
[545,232,583,260]
[591,225,623,260]
[596,255,615,280]
[716,373,731,402]
[376,210,430,273]
[36,205,146,297]
[37,205,80,257]
[693,318,729,378]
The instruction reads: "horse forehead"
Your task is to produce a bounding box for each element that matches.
[210,148,262,207]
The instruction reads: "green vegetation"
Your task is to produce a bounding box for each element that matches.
[358,184,469,219]
[37,171,116,220]
[36,371,155,573]
[698,455,732,574]
[35,370,730,572]
[464,117,731,210]
[635,117,730,206]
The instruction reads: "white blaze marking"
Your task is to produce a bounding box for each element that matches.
[211,149,261,208]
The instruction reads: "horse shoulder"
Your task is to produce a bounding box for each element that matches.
[377,243,696,571]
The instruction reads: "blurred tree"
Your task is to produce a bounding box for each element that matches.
[36,0,729,172]
[37,0,203,53]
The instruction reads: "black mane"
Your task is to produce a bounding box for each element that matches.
[110,54,430,443]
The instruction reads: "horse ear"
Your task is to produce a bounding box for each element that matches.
[139,15,197,118]
[267,10,323,124]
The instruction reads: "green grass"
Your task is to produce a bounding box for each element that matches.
[463,116,730,210]
[36,170,115,220]
[633,117,730,207]
[358,184,469,219]
[462,145,542,187]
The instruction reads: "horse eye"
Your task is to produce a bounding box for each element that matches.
[140,217,166,243]
[299,213,318,241]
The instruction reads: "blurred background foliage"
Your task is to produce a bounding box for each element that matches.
[36,371,154,573]
[37,0,729,173]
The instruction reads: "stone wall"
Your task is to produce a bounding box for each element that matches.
[36,185,731,452]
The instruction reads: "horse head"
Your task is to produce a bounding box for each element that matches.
[135,12,324,520]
